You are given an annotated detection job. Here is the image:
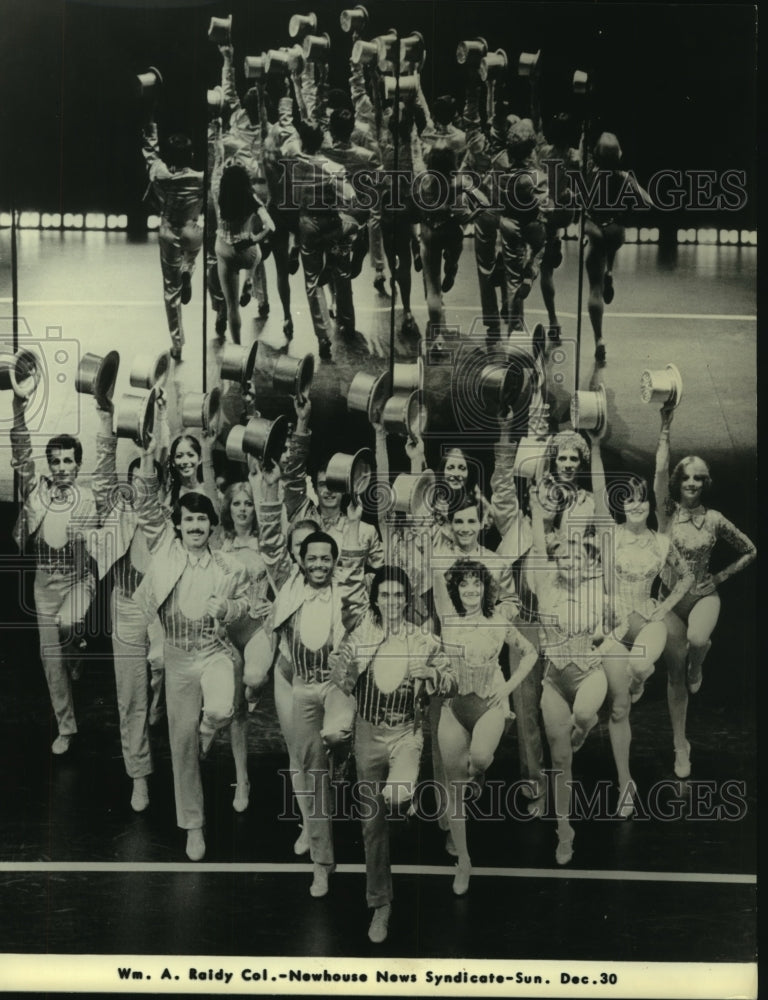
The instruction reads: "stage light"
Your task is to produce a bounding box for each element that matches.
[85,213,107,229]
[0,213,11,227]
[676,229,688,243]
[63,213,84,228]
[106,215,118,229]
[624,227,638,243]
[116,214,128,228]
[19,212,40,228]
[648,227,659,242]
[638,227,650,242]
[740,230,757,246]
[698,228,717,244]
[147,215,160,230]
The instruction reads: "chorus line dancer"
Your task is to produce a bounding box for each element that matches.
[10,394,99,755]
[133,474,250,861]
[331,565,455,943]
[259,474,368,896]
[141,103,204,362]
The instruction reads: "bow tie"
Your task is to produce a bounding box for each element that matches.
[678,508,706,529]
[304,585,332,604]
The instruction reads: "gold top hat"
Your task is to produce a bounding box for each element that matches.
[518,49,541,76]
[181,388,221,436]
[115,389,156,450]
[0,348,40,398]
[347,370,393,424]
[512,436,551,478]
[244,54,268,79]
[302,32,331,60]
[573,69,589,94]
[392,358,423,393]
[351,39,379,64]
[640,363,683,408]
[382,391,426,442]
[400,31,426,68]
[325,448,374,496]
[272,353,315,402]
[456,37,488,65]
[289,12,318,38]
[479,49,508,82]
[340,5,368,33]
[226,415,289,465]
[570,384,607,434]
[75,351,120,409]
[392,469,435,515]
[208,15,232,44]
[130,351,169,391]
[135,66,163,97]
[478,358,521,416]
[220,342,258,388]
[207,85,225,112]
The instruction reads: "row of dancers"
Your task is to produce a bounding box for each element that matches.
[141,16,651,366]
[8,345,755,943]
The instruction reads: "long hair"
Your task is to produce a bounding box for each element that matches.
[369,565,414,628]
[667,456,712,511]
[444,558,497,618]
[220,480,256,536]
[436,446,481,514]
[218,163,254,225]
[168,434,203,507]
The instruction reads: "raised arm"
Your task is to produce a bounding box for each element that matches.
[92,403,117,520]
[10,394,36,501]
[490,414,522,540]
[282,396,312,523]
[219,44,241,112]
[653,405,674,533]
[254,461,294,593]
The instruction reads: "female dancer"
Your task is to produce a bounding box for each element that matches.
[332,565,454,943]
[590,433,694,813]
[654,404,756,778]
[437,558,538,895]
[215,162,275,345]
[529,480,608,865]
[166,432,220,513]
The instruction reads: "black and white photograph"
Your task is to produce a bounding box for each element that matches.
[0,1,757,996]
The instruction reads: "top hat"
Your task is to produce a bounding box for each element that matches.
[181,388,221,436]
[225,414,289,466]
[477,358,522,417]
[382,391,426,442]
[115,389,156,450]
[570,384,607,434]
[374,29,399,67]
[130,351,170,391]
[573,69,589,94]
[512,436,551,479]
[135,66,163,98]
[340,5,368,33]
[351,39,379,64]
[639,364,683,409]
[302,33,331,60]
[244,54,268,79]
[0,348,40,398]
[479,49,507,82]
[272,353,315,403]
[289,12,318,38]
[391,469,435,515]
[208,15,232,44]
[207,85,225,112]
[456,37,488,65]
[75,351,120,409]
[392,358,423,393]
[220,342,258,388]
[347,370,393,424]
[325,448,374,496]
[518,49,541,76]
[400,31,426,68]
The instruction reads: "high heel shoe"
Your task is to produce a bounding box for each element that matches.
[555,828,575,866]
[674,740,691,779]
[232,780,250,813]
[616,782,637,819]
[452,862,471,896]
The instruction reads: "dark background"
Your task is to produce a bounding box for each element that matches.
[0,0,758,228]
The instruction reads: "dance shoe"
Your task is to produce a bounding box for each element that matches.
[293,825,310,856]
[452,863,471,896]
[181,271,192,305]
[131,777,150,813]
[555,828,575,866]
[309,863,335,898]
[185,829,206,862]
[445,830,458,857]
[603,272,615,304]
[674,740,691,779]
[232,780,250,813]
[239,280,252,308]
[52,734,73,756]
[368,904,391,943]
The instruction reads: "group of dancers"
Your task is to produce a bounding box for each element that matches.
[7,13,756,950]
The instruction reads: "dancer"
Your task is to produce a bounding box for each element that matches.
[141,104,204,361]
[437,558,537,895]
[332,565,454,942]
[653,403,756,778]
[10,393,98,754]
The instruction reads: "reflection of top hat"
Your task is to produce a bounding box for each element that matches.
[220,342,258,388]
[272,353,315,402]
[135,66,163,97]
[573,69,589,94]
[351,39,379,64]
[130,351,169,391]
[289,12,318,38]
[0,348,40,398]
[570,384,607,434]
[479,49,507,82]
[392,469,435,515]
[640,364,683,408]
[208,15,232,44]
[181,388,221,435]
[302,33,331,60]
[347,370,393,423]
[115,389,156,450]
[244,54,267,79]
[76,351,120,409]
[325,448,374,496]
[207,85,225,112]
[456,37,488,65]
[226,415,289,466]
[340,5,368,33]
[518,49,540,76]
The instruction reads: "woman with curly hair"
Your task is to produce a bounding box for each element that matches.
[437,558,538,895]
[653,404,756,778]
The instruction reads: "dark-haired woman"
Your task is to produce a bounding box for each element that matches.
[216,162,274,344]
[166,432,220,514]
[437,559,537,895]
[332,565,454,944]
[590,433,693,813]
[653,404,756,778]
